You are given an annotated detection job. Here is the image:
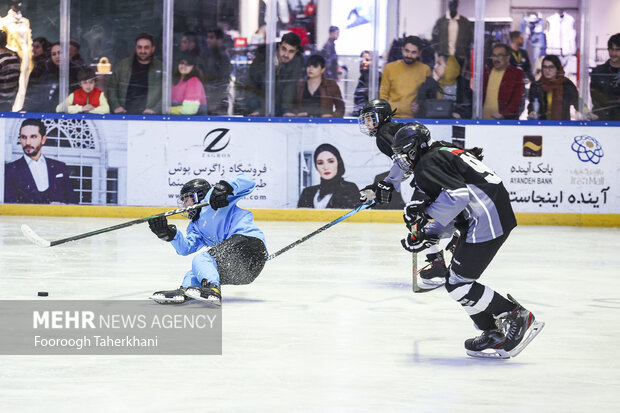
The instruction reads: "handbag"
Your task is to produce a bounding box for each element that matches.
[97,57,111,74]
[423,99,454,119]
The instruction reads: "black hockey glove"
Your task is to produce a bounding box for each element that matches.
[359,181,393,204]
[210,180,234,210]
[148,216,177,242]
[359,184,377,203]
[403,191,432,228]
[375,181,394,204]
[445,232,460,254]
[401,228,440,253]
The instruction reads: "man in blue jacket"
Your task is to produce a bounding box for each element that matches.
[4,119,76,204]
[148,173,268,306]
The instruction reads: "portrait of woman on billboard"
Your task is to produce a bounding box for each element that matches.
[297,143,359,209]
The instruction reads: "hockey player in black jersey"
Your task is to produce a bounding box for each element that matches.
[392,122,544,358]
[357,99,450,284]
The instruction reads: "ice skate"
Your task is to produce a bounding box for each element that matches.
[149,287,190,305]
[498,294,545,357]
[464,329,509,359]
[416,252,448,291]
[184,280,221,306]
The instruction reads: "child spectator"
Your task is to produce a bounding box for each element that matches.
[56,67,110,114]
[171,52,207,115]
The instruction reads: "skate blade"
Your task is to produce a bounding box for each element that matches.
[414,278,446,293]
[184,290,222,307]
[466,348,510,359]
[149,294,188,305]
[509,320,545,358]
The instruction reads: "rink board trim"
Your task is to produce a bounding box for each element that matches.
[3,111,620,127]
[0,204,618,227]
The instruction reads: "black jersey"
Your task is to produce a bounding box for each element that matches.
[414,145,517,243]
[375,122,406,157]
[374,121,408,190]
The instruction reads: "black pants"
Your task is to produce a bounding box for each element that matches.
[210,235,267,285]
[451,231,510,280]
[446,231,515,330]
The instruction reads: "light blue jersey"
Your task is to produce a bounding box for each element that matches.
[168,173,267,287]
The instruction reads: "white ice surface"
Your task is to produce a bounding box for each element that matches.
[0,215,619,412]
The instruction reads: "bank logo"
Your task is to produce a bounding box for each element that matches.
[571,135,604,164]
[203,128,231,153]
[523,135,542,157]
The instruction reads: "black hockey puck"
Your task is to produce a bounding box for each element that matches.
[37,291,48,297]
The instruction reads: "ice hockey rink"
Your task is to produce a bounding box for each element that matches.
[0,215,618,413]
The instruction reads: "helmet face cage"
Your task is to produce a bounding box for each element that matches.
[178,191,201,219]
[178,178,210,221]
[392,144,417,172]
[358,112,380,136]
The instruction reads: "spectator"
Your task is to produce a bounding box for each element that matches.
[293,54,344,118]
[245,31,303,116]
[0,29,20,111]
[527,55,577,120]
[56,67,110,114]
[380,35,431,119]
[180,31,201,55]
[4,118,76,204]
[204,27,231,115]
[297,143,359,209]
[353,50,381,116]
[171,52,207,116]
[179,31,206,75]
[320,25,340,80]
[69,39,85,69]
[107,32,162,115]
[508,31,534,82]
[30,36,51,84]
[590,33,620,120]
[509,30,533,117]
[482,43,524,119]
[23,42,62,113]
[414,54,472,119]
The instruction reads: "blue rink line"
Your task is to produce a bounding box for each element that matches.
[1,111,619,127]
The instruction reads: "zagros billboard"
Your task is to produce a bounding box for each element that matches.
[202,128,231,154]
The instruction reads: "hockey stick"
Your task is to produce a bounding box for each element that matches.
[411,222,446,293]
[21,201,211,248]
[411,224,421,292]
[267,201,375,261]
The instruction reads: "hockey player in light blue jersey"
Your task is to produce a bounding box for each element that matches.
[147,173,267,306]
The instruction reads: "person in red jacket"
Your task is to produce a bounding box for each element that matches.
[482,44,524,120]
[56,67,110,114]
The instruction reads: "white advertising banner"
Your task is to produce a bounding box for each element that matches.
[127,121,296,208]
[465,125,619,214]
[126,121,392,209]
[1,116,618,216]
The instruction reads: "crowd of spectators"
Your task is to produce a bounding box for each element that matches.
[0,10,615,121]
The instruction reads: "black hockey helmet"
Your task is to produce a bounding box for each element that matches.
[358,99,396,136]
[391,122,434,172]
[179,178,211,221]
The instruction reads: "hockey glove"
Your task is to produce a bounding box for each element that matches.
[360,181,393,204]
[359,185,377,203]
[210,180,234,210]
[445,232,460,254]
[401,228,440,253]
[376,181,394,204]
[148,216,177,242]
[403,190,433,228]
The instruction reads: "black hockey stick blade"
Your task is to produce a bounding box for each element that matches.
[21,201,210,248]
[267,201,375,261]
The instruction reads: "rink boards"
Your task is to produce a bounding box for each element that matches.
[0,115,618,226]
